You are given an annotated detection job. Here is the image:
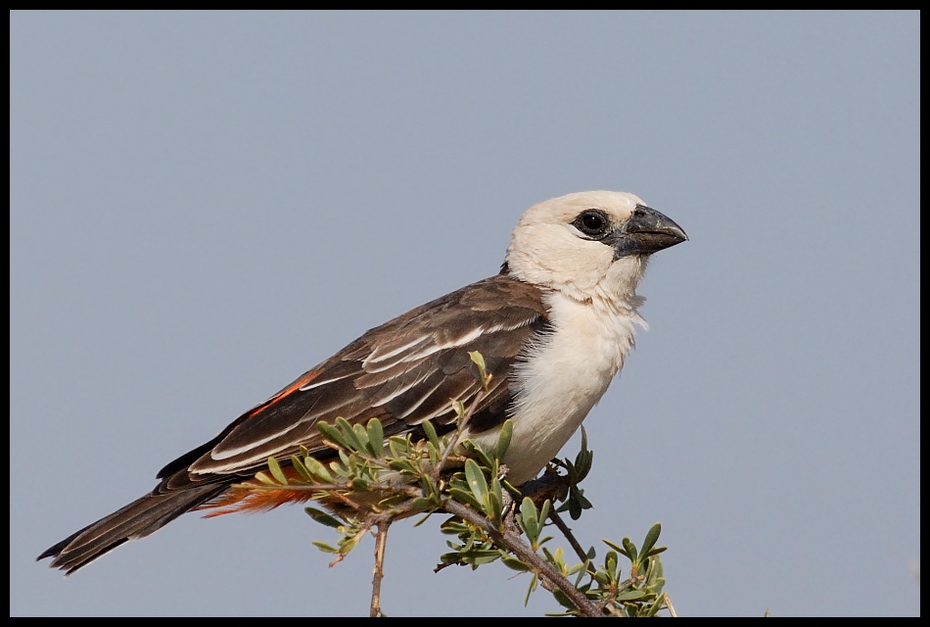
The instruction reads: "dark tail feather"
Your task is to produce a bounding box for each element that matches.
[38,485,226,575]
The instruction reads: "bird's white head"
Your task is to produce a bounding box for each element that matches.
[504,191,687,304]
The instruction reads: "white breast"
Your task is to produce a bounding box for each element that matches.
[467,290,644,485]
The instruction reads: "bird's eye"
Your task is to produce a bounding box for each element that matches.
[572,209,610,238]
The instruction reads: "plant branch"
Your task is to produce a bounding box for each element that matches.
[370,520,391,617]
[440,499,602,617]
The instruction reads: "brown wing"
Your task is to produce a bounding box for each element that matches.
[161,272,548,486]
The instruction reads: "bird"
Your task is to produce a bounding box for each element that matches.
[38,190,687,574]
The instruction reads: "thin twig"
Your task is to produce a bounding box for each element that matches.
[435,379,490,475]
[596,577,636,614]
[370,521,392,617]
[662,592,678,618]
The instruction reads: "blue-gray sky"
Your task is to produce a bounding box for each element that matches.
[11,11,919,616]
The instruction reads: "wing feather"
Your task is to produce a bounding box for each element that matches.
[180,274,547,480]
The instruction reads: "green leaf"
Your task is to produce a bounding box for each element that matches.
[538,499,551,526]
[352,423,371,455]
[643,594,666,617]
[304,506,344,528]
[622,537,638,563]
[352,423,372,454]
[574,489,593,510]
[603,538,630,559]
[338,537,357,553]
[317,421,351,449]
[524,573,539,607]
[349,476,370,491]
[501,555,531,572]
[421,419,440,452]
[460,549,503,565]
[252,471,275,485]
[461,439,494,468]
[266,457,288,484]
[640,523,661,558]
[573,427,593,482]
[290,455,314,482]
[387,437,405,459]
[551,588,577,610]
[366,418,384,458]
[566,562,588,578]
[302,455,335,484]
[519,497,539,543]
[387,458,416,474]
[567,487,593,520]
[409,497,436,513]
[448,487,483,510]
[334,417,363,451]
[567,493,583,520]
[489,476,503,523]
[496,419,513,460]
[464,459,490,510]
[645,555,666,592]
[312,541,338,553]
[605,550,619,580]
[468,350,489,392]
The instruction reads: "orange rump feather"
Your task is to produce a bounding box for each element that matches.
[198,465,316,518]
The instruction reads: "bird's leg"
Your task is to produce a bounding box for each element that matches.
[518,466,571,506]
[499,487,522,537]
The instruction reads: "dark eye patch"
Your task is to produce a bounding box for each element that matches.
[572,209,611,239]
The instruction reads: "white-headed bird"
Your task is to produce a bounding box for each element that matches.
[39,190,687,574]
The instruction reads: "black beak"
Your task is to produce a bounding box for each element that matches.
[609,205,688,258]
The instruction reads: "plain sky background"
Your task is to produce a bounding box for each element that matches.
[11,11,919,617]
